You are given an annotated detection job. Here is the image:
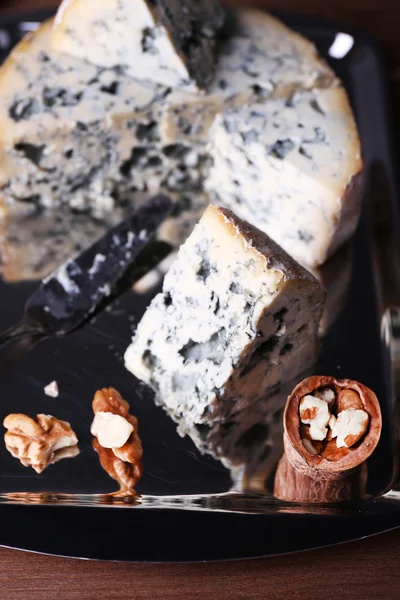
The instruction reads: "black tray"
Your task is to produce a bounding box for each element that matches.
[0,9,400,562]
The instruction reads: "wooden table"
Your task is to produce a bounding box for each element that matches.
[1,1,400,598]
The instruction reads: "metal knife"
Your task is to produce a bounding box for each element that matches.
[369,161,400,497]
[0,194,173,349]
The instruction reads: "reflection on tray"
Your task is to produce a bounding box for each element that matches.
[312,242,354,336]
[0,205,124,283]
[0,490,376,516]
[0,192,201,284]
[193,379,298,495]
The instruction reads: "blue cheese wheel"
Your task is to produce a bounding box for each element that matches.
[0,9,360,274]
[125,205,325,442]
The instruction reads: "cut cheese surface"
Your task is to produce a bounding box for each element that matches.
[124,205,325,440]
[0,11,336,214]
[52,0,225,90]
[0,19,208,215]
[206,88,363,267]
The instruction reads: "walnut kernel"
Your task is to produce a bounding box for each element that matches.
[3,413,79,473]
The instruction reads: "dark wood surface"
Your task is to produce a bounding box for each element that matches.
[0,1,400,598]
[0,528,399,599]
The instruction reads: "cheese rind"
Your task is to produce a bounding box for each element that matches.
[52,0,225,90]
[206,88,363,267]
[124,205,325,439]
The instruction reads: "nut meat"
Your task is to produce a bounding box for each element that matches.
[3,413,79,473]
[91,388,143,495]
[299,388,370,451]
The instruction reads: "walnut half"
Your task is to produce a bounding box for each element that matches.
[283,375,382,481]
[3,413,79,473]
[91,388,143,496]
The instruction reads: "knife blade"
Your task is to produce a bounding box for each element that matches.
[0,194,173,347]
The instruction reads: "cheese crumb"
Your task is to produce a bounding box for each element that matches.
[91,412,133,448]
[44,381,59,398]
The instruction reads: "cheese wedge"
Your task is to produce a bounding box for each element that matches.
[125,205,325,440]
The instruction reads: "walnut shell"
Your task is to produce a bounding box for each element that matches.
[274,453,368,503]
[283,376,382,480]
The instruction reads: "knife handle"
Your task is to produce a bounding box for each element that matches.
[0,319,44,352]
